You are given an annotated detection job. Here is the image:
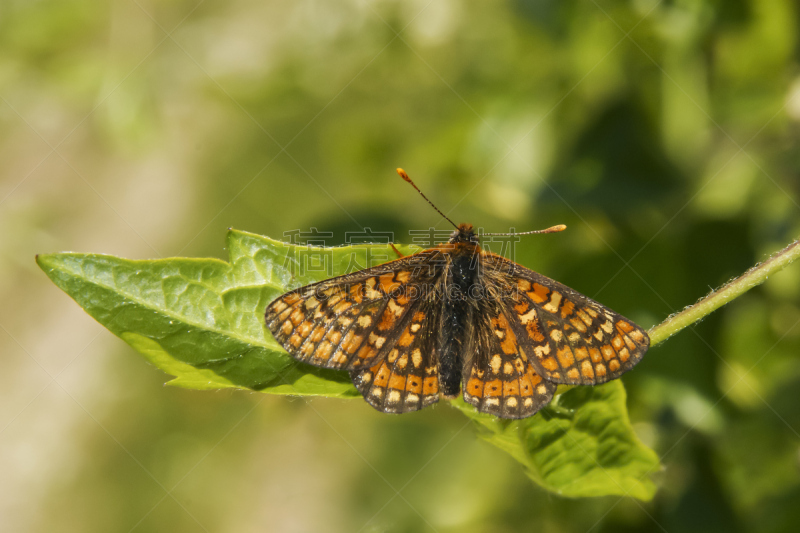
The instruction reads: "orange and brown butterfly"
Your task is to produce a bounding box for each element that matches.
[265,169,650,419]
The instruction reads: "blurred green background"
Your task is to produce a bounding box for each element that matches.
[3,0,800,531]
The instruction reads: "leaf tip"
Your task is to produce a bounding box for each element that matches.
[35,253,53,270]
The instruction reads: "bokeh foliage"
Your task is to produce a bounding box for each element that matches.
[4,0,800,531]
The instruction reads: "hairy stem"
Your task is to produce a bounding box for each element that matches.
[648,238,800,346]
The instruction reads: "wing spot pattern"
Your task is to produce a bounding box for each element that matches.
[528,283,550,303]
[541,357,558,371]
[310,325,325,343]
[576,310,592,326]
[629,328,645,343]
[316,341,333,361]
[349,284,363,304]
[519,308,537,324]
[570,317,587,332]
[485,380,502,397]
[364,278,382,299]
[411,349,422,368]
[423,377,438,395]
[595,363,607,378]
[543,291,562,313]
[601,345,614,361]
[611,335,624,350]
[368,332,385,349]
[297,321,312,337]
[301,343,314,357]
[407,377,422,394]
[581,360,594,379]
[556,346,575,367]
[290,308,304,326]
[333,301,352,314]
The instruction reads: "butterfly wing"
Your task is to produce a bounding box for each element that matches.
[350,295,442,414]
[481,252,650,386]
[265,249,444,373]
[462,295,556,418]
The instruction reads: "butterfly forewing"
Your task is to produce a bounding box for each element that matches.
[482,252,650,386]
[265,250,444,372]
[462,298,556,418]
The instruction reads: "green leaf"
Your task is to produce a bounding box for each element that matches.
[37,229,659,500]
[452,382,660,500]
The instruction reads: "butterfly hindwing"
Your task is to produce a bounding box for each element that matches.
[350,297,441,414]
[481,252,650,385]
[265,250,443,371]
[462,297,556,419]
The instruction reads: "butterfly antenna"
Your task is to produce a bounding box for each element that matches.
[482,224,567,236]
[396,168,458,230]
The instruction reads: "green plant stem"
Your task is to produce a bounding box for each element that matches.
[648,238,800,346]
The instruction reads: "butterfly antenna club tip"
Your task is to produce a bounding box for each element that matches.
[483,224,567,237]
[536,224,567,234]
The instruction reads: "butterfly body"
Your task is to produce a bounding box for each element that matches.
[265,223,650,419]
[437,229,480,398]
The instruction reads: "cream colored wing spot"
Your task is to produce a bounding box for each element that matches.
[543,291,562,314]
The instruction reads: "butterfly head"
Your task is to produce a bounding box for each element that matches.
[449,223,479,245]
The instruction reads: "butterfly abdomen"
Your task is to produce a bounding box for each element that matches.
[438,249,479,398]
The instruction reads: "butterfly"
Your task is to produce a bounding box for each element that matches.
[265,169,650,419]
